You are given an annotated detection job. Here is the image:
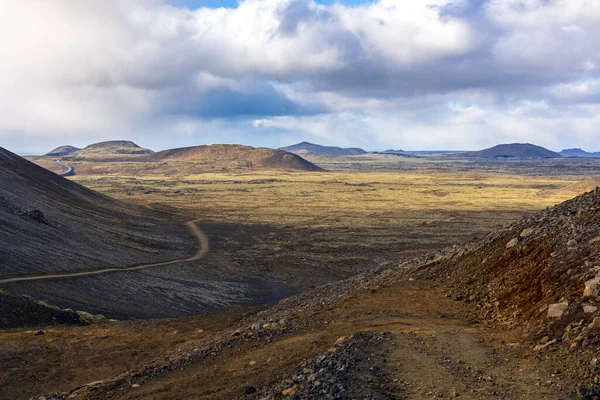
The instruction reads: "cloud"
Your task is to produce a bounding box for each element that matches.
[0,0,599,153]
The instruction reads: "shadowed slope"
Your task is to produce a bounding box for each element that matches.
[0,146,192,278]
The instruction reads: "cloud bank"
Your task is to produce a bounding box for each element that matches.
[1,0,599,152]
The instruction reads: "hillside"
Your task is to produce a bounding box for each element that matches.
[560,148,600,158]
[76,140,153,157]
[146,144,323,171]
[456,143,562,158]
[279,141,367,156]
[45,145,80,157]
[0,146,192,281]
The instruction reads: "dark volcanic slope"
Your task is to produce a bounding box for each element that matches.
[146,144,323,171]
[0,146,192,278]
[279,141,367,156]
[46,145,80,157]
[0,147,297,320]
[456,143,562,158]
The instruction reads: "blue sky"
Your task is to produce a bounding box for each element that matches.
[1,0,599,153]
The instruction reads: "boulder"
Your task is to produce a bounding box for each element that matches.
[28,209,47,224]
[584,278,600,297]
[589,317,600,330]
[520,228,535,238]
[547,302,568,318]
[506,238,519,249]
[583,305,598,313]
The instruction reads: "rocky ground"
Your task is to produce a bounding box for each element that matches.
[28,189,600,399]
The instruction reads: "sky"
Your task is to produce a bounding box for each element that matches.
[1,0,599,154]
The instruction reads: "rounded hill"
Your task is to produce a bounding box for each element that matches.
[146,144,323,172]
[455,143,562,158]
[45,145,80,157]
[279,141,367,156]
[76,140,153,157]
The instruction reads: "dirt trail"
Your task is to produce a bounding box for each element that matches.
[104,283,568,400]
[0,219,209,284]
[56,159,74,176]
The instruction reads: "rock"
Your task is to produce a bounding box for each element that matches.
[584,278,600,297]
[589,317,600,330]
[591,358,600,366]
[520,228,535,238]
[335,336,347,346]
[506,238,519,248]
[584,306,598,313]
[244,386,257,395]
[28,209,47,224]
[318,355,327,363]
[33,330,45,336]
[76,311,109,324]
[534,339,557,351]
[577,387,597,399]
[282,386,298,396]
[548,302,569,318]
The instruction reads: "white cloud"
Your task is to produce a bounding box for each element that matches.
[1,0,600,153]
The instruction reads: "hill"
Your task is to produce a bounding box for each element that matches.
[456,143,562,158]
[279,141,367,156]
[0,146,191,283]
[45,145,80,157]
[560,148,600,158]
[146,144,323,171]
[76,140,153,157]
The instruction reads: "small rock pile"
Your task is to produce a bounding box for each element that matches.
[251,333,400,400]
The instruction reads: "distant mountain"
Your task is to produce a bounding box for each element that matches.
[76,140,153,157]
[279,142,367,156]
[45,145,80,157]
[145,144,323,171]
[380,149,406,154]
[560,148,600,158]
[455,143,562,159]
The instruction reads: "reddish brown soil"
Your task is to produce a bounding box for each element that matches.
[0,308,260,400]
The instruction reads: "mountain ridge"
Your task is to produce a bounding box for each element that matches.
[280,141,367,156]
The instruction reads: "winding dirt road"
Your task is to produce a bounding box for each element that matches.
[56,159,74,176]
[0,219,209,284]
